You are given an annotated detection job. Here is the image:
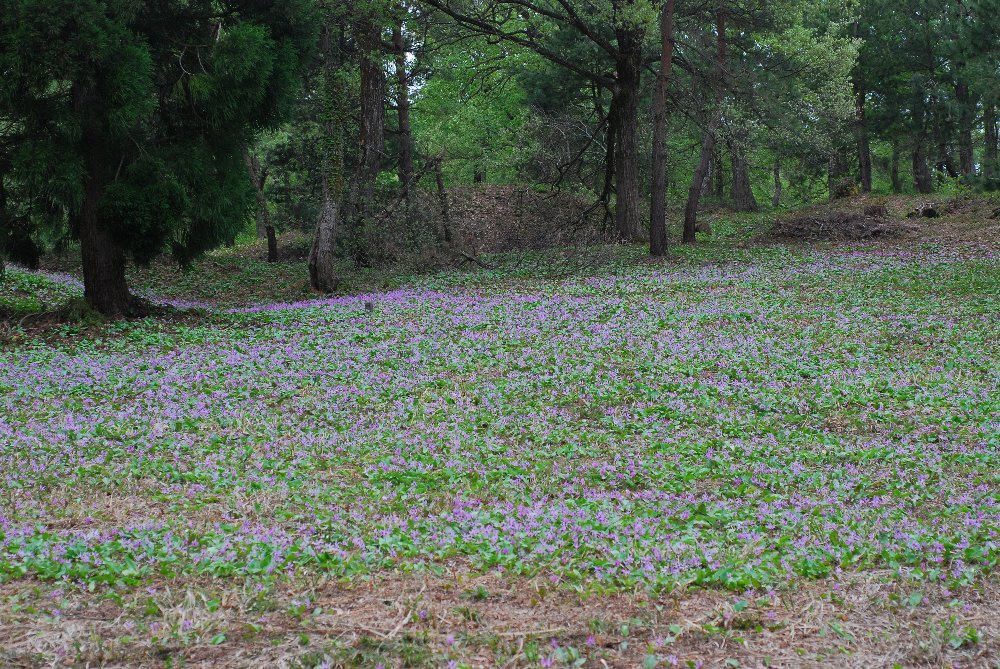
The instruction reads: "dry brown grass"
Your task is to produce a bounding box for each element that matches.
[1,567,997,668]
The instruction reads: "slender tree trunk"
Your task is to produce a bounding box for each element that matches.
[956,81,974,176]
[613,27,644,242]
[891,141,902,193]
[73,83,131,317]
[828,150,851,198]
[730,135,758,212]
[601,100,618,231]
[392,21,414,198]
[937,140,959,179]
[434,157,453,244]
[683,10,726,244]
[772,158,782,208]
[986,103,998,180]
[713,150,725,199]
[649,0,675,257]
[854,66,872,192]
[245,152,278,262]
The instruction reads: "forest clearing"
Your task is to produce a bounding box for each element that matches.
[3,0,1000,666]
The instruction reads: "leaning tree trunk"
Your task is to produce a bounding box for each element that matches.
[683,10,726,244]
[986,103,999,180]
[613,26,644,243]
[729,135,758,212]
[956,81,974,176]
[648,0,675,258]
[393,20,414,199]
[74,83,132,317]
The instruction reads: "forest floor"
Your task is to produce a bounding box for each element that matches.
[1,194,999,668]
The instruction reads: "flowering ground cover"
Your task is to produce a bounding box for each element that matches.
[1,216,999,667]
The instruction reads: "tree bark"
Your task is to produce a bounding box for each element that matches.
[712,149,725,199]
[891,141,902,193]
[854,66,872,192]
[683,10,726,244]
[772,158,782,208]
[956,81,974,176]
[392,20,414,198]
[613,26,644,242]
[729,136,758,212]
[986,103,998,180]
[649,0,675,258]
[913,142,934,193]
[73,83,132,317]
[434,157,453,244]
[309,194,340,293]
[344,15,387,225]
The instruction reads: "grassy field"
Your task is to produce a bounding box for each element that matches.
[1,199,999,668]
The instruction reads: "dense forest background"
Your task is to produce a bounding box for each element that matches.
[2,0,999,316]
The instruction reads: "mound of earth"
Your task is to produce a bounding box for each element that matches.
[773,202,914,241]
[447,185,606,254]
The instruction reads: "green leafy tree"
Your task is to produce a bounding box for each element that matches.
[0,0,315,315]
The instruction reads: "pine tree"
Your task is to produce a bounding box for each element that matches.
[0,0,315,316]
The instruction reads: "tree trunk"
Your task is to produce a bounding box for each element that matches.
[713,150,725,199]
[891,141,902,193]
[344,16,386,225]
[245,152,278,262]
[986,103,998,180]
[393,21,414,198]
[648,0,675,258]
[956,81,974,176]
[730,136,758,212]
[309,194,339,293]
[772,158,782,208]
[434,157,453,244]
[613,27,644,242]
[73,83,132,317]
[912,142,933,193]
[854,67,872,192]
[309,23,346,292]
[683,10,726,244]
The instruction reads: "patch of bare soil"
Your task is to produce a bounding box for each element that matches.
[1,568,996,668]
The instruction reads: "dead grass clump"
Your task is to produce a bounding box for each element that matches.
[773,209,914,242]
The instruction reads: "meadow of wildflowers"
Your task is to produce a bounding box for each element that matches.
[0,242,998,666]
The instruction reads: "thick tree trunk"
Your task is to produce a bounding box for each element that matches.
[683,10,726,244]
[393,21,414,198]
[891,141,902,193]
[854,69,872,192]
[956,81,974,176]
[73,83,132,317]
[936,140,959,179]
[648,0,675,258]
[344,16,386,225]
[309,194,340,293]
[986,103,998,179]
[613,27,644,242]
[828,150,851,198]
[912,141,934,193]
[730,137,758,212]
[772,159,782,208]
